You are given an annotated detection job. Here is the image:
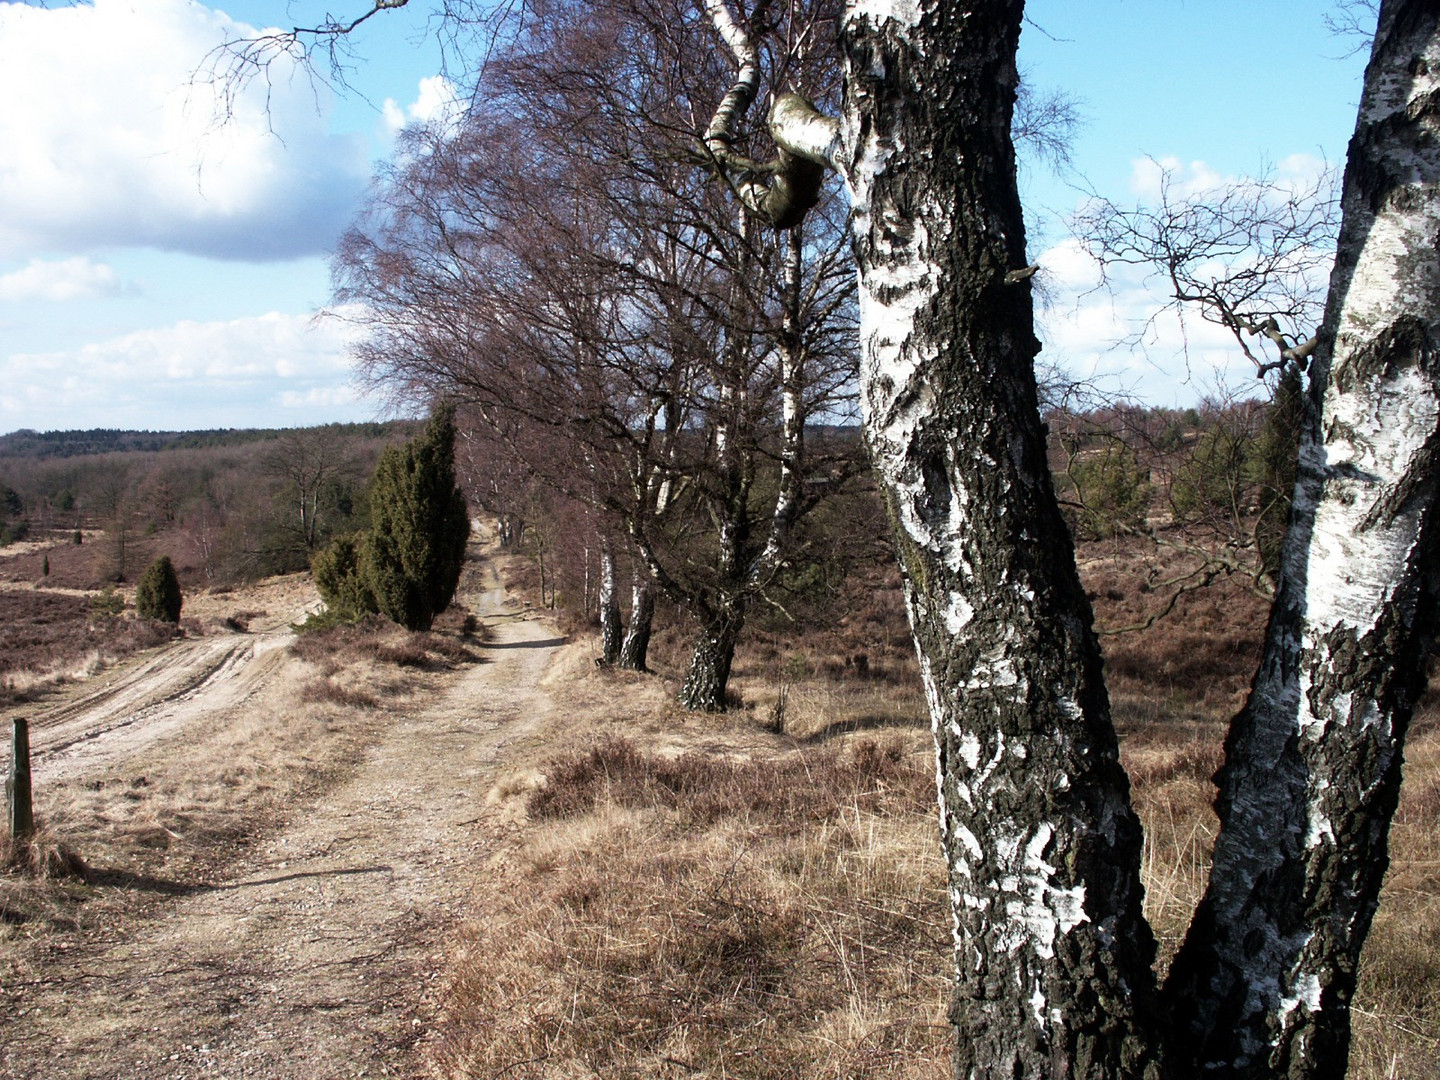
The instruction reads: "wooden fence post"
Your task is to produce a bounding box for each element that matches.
[6,718,34,842]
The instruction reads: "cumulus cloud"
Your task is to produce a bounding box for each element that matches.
[382,75,465,137]
[1034,237,1271,404]
[0,308,380,432]
[0,258,132,303]
[0,0,371,262]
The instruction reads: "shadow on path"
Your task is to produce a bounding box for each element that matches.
[88,864,392,898]
[799,713,927,744]
[484,637,567,650]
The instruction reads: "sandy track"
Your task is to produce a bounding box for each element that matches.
[1,560,564,1079]
[26,635,289,785]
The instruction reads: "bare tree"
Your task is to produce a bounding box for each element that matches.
[335,0,859,709]
[263,426,361,555]
[702,0,1440,1075]
[1162,6,1440,1072]
[1075,161,1341,380]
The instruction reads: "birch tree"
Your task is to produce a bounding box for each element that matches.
[703,0,1440,1075]
[336,0,859,711]
[1162,6,1440,1074]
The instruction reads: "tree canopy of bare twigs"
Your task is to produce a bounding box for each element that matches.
[1073,161,1341,382]
[334,0,859,708]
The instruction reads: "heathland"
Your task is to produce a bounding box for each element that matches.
[0,417,1436,1078]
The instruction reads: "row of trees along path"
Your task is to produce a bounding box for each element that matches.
[217,0,1440,1075]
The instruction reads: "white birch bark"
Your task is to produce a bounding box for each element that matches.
[599,537,622,665]
[1165,6,1440,1075]
[833,3,1162,1075]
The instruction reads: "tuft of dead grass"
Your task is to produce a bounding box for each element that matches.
[432,738,950,1080]
[1,827,90,882]
[299,678,381,710]
[290,618,479,673]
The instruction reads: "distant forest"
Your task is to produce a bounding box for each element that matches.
[0,421,422,587]
[0,423,412,461]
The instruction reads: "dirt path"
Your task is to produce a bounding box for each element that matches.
[1,560,565,1079]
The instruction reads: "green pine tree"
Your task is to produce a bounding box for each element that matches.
[361,408,470,631]
[135,555,183,623]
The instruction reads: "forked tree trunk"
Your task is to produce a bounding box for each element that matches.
[599,540,622,665]
[837,3,1162,1075]
[618,569,656,672]
[678,601,746,712]
[1164,6,1440,1076]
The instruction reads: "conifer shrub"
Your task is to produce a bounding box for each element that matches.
[1171,421,1250,524]
[1068,443,1152,540]
[135,555,183,623]
[361,408,469,632]
[311,533,378,622]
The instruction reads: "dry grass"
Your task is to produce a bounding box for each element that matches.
[432,736,950,1080]
[1,828,89,883]
[1348,722,1440,1078]
[431,534,1439,1079]
[289,617,482,706]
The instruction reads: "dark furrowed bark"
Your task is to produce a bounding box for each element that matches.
[618,573,655,672]
[1164,5,1440,1076]
[677,601,746,712]
[839,3,1163,1076]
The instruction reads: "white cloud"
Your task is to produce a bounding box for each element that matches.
[1034,238,1269,404]
[0,308,381,431]
[1044,154,1339,404]
[0,0,371,262]
[1128,152,1334,207]
[0,258,132,303]
[382,75,464,137]
[1128,156,1225,201]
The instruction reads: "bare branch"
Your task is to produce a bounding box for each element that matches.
[1072,159,1340,382]
[698,0,838,229]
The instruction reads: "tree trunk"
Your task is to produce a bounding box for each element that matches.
[618,567,656,672]
[1164,6,1440,1076]
[678,601,746,712]
[599,540,622,665]
[837,3,1162,1076]
[498,513,523,550]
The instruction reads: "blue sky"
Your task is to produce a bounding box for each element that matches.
[0,0,1372,435]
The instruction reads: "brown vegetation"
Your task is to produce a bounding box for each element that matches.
[0,588,180,707]
[446,526,1439,1079]
[433,736,950,1080]
[1,418,1436,1075]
